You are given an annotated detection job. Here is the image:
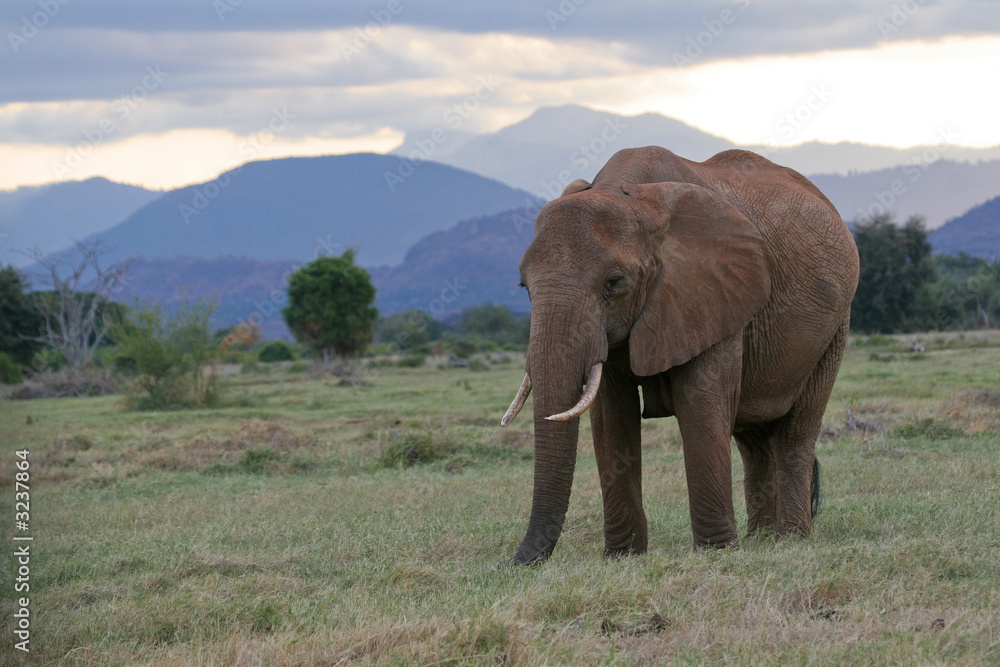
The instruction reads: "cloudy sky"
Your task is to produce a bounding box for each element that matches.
[2,0,999,191]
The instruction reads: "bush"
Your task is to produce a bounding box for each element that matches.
[894,417,964,440]
[33,347,67,372]
[397,354,425,368]
[467,357,490,372]
[258,340,296,363]
[379,432,454,468]
[0,352,23,384]
[112,301,218,410]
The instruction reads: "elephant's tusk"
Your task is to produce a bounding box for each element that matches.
[500,373,532,426]
[545,363,603,422]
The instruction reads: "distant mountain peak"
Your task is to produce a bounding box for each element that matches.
[928,194,1000,261]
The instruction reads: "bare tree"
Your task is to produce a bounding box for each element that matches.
[26,241,129,370]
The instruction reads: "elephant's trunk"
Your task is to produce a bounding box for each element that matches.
[512,299,606,565]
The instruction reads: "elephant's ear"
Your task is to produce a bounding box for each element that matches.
[561,179,591,196]
[627,182,771,377]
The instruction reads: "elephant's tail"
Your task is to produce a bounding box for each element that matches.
[810,457,821,518]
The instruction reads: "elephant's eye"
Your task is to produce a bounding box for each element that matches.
[604,273,624,294]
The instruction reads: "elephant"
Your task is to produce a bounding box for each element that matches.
[500,146,859,565]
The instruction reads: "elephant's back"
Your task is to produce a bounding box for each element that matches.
[701,152,859,420]
[698,153,858,307]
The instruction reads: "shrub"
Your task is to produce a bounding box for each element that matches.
[379,432,453,468]
[33,347,67,372]
[450,338,476,359]
[258,340,296,363]
[893,417,964,440]
[0,351,23,384]
[112,301,218,410]
[467,357,490,372]
[397,354,425,368]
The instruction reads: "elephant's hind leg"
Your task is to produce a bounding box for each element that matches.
[734,424,777,534]
[773,317,849,536]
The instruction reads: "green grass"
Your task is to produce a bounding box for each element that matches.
[2,338,1000,665]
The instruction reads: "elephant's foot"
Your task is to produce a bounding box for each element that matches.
[511,538,555,566]
[602,511,648,560]
[602,532,648,560]
[774,517,811,538]
[692,522,740,550]
[745,513,776,536]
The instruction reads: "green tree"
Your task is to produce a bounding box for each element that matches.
[0,265,42,367]
[926,254,1000,330]
[375,310,444,351]
[851,213,936,333]
[257,340,297,362]
[460,303,529,346]
[282,249,378,362]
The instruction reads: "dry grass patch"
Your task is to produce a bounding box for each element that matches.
[29,419,321,483]
[940,389,1000,434]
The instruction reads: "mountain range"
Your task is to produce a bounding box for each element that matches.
[0,178,160,268]
[72,153,532,270]
[4,104,998,339]
[928,195,1000,261]
[393,104,1000,226]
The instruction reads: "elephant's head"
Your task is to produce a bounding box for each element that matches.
[502,178,772,564]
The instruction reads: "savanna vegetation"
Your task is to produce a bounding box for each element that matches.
[2,331,999,664]
[2,218,999,663]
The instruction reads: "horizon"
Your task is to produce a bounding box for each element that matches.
[3,101,999,194]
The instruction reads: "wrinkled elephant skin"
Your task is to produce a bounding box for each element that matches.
[503,147,859,564]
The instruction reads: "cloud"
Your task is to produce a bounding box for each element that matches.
[6,1,1000,64]
[1,0,998,190]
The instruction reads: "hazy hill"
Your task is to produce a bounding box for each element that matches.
[394,104,735,198]
[372,208,532,317]
[0,177,160,267]
[116,256,294,339]
[393,104,1000,200]
[748,140,1000,180]
[809,160,1000,229]
[84,153,532,269]
[106,190,997,340]
[928,196,1000,261]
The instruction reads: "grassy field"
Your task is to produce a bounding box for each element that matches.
[2,333,999,665]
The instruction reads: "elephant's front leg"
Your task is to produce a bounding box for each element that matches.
[670,333,742,548]
[590,351,646,558]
